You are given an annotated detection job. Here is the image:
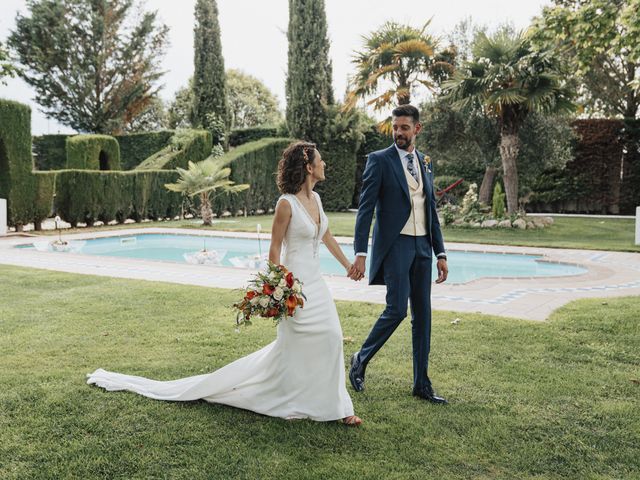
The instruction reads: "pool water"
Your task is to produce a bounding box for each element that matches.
[19,233,587,284]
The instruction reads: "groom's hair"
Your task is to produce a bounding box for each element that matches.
[392,104,420,123]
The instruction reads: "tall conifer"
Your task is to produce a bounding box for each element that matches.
[192,0,228,129]
[285,0,333,143]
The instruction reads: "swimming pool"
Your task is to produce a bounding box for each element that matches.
[18,233,588,284]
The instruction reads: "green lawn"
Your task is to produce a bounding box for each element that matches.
[1,265,638,479]
[35,213,640,252]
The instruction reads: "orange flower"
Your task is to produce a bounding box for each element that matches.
[263,284,275,295]
[286,272,294,288]
[245,290,257,300]
[286,295,297,310]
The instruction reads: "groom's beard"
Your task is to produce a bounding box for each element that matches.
[394,135,413,150]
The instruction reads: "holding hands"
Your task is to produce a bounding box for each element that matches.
[347,256,366,281]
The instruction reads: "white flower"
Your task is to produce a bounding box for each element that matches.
[293,282,302,293]
[273,287,284,301]
[268,271,277,279]
[278,278,287,288]
[250,296,260,306]
[259,297,270,308]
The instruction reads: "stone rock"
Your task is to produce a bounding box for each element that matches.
[481,219,498,228]
[533,218,546,229]
[498,219,512,228]
[471,222,482,228]
[541,216,554,226]
[526,221,536,229]
[453,218,466,226]
[513,218,527,229]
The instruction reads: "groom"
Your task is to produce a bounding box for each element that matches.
[349,104,449,404]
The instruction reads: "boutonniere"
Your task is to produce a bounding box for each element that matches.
[422,155,432,174]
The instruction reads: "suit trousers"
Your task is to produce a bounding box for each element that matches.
[358,234,433,390]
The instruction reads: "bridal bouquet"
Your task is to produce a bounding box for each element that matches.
[233,262,305,326]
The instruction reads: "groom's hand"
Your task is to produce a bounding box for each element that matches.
[350,256,366,281]
[435,259,448,284]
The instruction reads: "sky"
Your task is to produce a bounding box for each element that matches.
[0,0,551,135]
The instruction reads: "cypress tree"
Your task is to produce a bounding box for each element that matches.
[286,0,334,143]
[192,0,228,129]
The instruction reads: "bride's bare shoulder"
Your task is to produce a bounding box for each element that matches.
[275,195,293,216]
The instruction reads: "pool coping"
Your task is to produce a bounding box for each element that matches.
[2,227,639,321]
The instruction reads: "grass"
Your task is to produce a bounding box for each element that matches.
[31,213,640,252]
[1,265,638,479]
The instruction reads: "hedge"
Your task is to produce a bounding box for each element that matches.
[116,130,174,170]
[228,126,278,147]
[528,119,640,214]
[314,141,358,211]
[352,126,392,208]
[212,137,293,215]
[0,99,36,227]
[32,134,71,170]
[66,135,121,170]
[135,129,212,170]
[33,169,182,226]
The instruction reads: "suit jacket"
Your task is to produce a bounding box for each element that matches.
[354,144,446,285]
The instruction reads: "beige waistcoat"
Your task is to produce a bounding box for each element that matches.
[400,165,428,236]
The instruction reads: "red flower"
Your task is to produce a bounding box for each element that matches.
[245,290,257,300]
[286,272,294,288]
[265,307,279,317]
[263,283,275,295]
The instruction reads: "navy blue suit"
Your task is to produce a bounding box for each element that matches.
[354,144,446,390]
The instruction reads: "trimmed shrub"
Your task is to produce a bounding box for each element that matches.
[0,99,36,227]
[115,130,174,170]
[228,126,278,147]
[211,138,293,215]
[314,141,358,211]
[528,119,640,214]
[66,135,121,170]
[492,182,506,218]
[353,126,392,207]
[39,169,182,226]
[136,129,212,170]
[32,134,71,170]
[32,171,56,223]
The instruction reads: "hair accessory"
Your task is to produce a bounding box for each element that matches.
[302,148,309,164]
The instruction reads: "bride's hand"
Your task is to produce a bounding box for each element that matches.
[346,263,362,281]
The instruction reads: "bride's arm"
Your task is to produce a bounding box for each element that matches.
[269,199,292,264]
[322,228,356,275]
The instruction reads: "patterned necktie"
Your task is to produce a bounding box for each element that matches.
[406,153,419,182]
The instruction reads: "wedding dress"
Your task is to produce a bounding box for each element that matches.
[87,192,354,421]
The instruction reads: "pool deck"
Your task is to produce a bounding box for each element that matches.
[1,227,639,321]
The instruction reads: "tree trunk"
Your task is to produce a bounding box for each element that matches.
[499,132,520,214]
[478,165,497,205]
[200,193,213,226]
[396,81,411,105]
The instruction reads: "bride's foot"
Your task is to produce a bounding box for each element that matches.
[341,415,362,427]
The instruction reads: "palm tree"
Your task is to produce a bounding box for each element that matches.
[165,158,249,226]
[344,21,454,131]
[442,30,574,214]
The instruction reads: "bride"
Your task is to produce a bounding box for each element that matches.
[87,141,363,426]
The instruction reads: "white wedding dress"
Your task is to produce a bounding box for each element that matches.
[87,192,354,421]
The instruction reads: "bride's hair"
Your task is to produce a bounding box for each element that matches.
[277,141,317,194]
